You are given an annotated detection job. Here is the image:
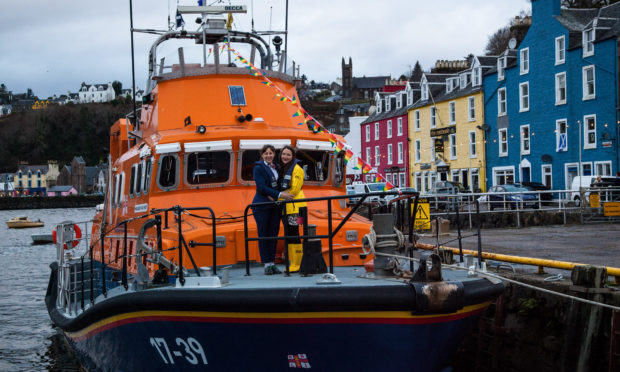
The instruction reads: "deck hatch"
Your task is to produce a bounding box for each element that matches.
[228,86,246,106]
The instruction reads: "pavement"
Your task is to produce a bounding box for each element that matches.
[416,223,620,271]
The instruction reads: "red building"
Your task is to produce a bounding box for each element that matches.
[360,87,412,187]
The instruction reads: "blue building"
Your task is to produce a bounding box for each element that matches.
[483,0,620,192]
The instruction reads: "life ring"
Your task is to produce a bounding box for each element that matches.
[52,224,82,249]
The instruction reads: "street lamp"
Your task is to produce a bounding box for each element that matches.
[578,120,582,190]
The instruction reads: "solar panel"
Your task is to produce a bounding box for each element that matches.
[228,86,246,106]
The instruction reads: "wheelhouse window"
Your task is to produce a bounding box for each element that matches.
[296,148,331,183]
[143,158,153,194]
[157,154,179,190]
[229,86,246,106]
[185,151,231,185]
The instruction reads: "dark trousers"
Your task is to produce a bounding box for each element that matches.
[252,206,281,264]
[281,215,301,244]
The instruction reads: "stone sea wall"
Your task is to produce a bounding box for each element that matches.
[0,195,104,210]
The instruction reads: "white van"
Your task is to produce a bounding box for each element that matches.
[569,176,596,206]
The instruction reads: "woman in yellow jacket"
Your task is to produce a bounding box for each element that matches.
[278,145,307,272]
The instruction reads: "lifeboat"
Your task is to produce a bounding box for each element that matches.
[46,3,504,371]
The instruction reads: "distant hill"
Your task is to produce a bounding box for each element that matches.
[0,101,133,171]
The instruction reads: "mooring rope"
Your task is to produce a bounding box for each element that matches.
[367,248,620,311]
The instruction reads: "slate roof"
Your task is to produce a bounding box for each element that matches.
[48,185,76,193]
[352,76,389,89]
[85,166,99,186]
[17,164,49,174]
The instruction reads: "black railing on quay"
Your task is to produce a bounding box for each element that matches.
[242,190,419,276]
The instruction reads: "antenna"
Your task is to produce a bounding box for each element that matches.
[251,0,254,32]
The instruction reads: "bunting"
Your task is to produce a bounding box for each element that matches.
[227,45,395,186]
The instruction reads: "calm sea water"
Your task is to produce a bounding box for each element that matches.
[0,207,94,372]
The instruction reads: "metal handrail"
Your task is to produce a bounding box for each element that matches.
[242,191,418,275]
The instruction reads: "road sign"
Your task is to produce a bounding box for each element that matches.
[412,199,430,230]
[603,202,620,216]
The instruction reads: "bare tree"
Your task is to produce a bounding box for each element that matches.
[563,0,619,8]
[485,26,511,56]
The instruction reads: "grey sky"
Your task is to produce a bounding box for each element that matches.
[0,0,530,99]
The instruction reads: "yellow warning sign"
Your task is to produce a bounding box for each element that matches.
[603,202,620,216]
[589,193,600,208]
[412,200,431,230]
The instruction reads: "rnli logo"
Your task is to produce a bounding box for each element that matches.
[288,354,310,369]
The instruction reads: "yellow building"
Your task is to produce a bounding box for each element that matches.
[408,57,497,193]
[14,161,59,196]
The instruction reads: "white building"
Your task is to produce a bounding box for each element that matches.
[78,82,115,103]
[0,104,11,116]
[120,88,144,102]
[344,115,368,183]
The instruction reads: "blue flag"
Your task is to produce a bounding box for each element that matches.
[557,133,567,152]
[176,10,185,29]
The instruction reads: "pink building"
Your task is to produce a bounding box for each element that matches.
[360,88,412,187]
[47,185,78,196]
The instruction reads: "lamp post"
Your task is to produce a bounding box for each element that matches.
[578,120,582,190]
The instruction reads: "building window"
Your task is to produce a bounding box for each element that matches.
[386,97,391,111]
[449,134,457,159]
[407,91,413,105]
[397,117,403,136]
[582,65,595,100]
[493,167,515,186]
[519,82,529,112]
[415,172,422,192]
[595,161,612,176]
[520,124,530,155]
[555,72,566,105]
[471,169,480,192]
[499,128,508,156]
[387,120,392,138]
[430,138,436,162]
[449,101,456,124]
[366,147,371,164]
[387,144,393,164]
[386,173,392,184]
[498,88,507,116]
[430,106,436,128]
[498,57,506,81]
[374,122,379,140]
[583,29,594,57]
[520,48,529,74]
[398,142,404,164]
[421,79,429,101]
[473,67,481,86]
[399,173,406,187]
[376,98,382,114]
[365,126,370,142]
[468,97,475,121]
[556,119,568,152]
[542,165,552,188]
[555,36,565,65]
[414,110,420,131]
[375,146,380,166]
[469,131,476,157]
[415,140,421,162]
[584,115,596,149]
[582,162,593,176]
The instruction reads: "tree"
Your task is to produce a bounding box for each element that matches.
[406,61,423,82]
[485,26,512,56]
[112,81,123,97]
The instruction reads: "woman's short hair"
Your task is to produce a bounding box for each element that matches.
[260,144,276,155]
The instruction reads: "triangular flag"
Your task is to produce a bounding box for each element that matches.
[353,158,363,170]
[383,182,394,191]
[362,163,373,174]
[292,109,303,117]
[344,149,354,164]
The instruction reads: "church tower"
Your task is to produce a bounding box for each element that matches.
[342,57,352,99]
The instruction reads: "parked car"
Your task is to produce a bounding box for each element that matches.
[427,181,471,210]
[486,184,539,210]
[513,182,553,204]
[346,182,385,205]
[384,187,417,204]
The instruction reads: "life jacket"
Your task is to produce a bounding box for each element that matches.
[280,160,301,190]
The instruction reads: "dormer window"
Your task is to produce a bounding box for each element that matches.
[377,99,382,114]
[498,57,506,81]
[407,91,413,105]
[583,28,594,57]
[459,74,469,89]
[421,79,429,101]
[472,67,481,86]
[396,94,402,109]
[385,97,391,111]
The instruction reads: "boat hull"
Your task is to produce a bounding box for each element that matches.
[61,306,487,372]
[7,221,44,228]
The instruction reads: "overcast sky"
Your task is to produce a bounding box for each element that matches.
[0,0,530,99]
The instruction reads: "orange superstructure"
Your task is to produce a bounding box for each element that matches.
[92,37,372,277]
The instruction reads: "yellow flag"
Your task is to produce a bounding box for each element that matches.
[226,13,233,30]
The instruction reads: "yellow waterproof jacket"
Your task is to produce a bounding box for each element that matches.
[280,164,307,215]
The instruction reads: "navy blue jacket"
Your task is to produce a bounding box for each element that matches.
[252,161,280,209]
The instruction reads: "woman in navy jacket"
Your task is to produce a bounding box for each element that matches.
[252,145,292,275]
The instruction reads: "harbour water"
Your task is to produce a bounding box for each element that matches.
[0,208,93,372]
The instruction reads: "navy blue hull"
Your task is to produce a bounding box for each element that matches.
[66,312,484,372]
